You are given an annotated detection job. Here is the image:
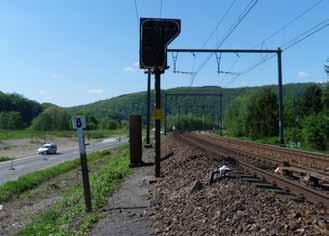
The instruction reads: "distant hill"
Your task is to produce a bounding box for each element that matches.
[67,83,319,121]
[0,92,43,128]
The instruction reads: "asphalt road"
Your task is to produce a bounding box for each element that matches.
[0,138,128,185]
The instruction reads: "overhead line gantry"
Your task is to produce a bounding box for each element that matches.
[167,48,285,146]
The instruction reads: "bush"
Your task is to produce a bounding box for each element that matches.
[302,113,329,150]
[286,127,302,146]
[31,107,71,131]
[168,114,215,131]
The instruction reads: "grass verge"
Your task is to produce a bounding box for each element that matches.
[18,145,131,236]
[0,147,122,203]
[0,128,128,141]
[0,156,12,163]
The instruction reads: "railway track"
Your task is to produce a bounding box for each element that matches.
[193,132,329,186]
[203,132,329,172]
[175,132,329,207]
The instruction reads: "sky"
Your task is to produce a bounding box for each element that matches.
[0,0,328,107]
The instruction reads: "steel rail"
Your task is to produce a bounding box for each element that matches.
[205,133,329,162]
[176,132,329,207]
[202,133,329,170]
[196,133,329,174]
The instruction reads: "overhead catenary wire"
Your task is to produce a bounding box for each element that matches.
[255,0,325,47]
[193,0,237,87]
[226,1,327,84]
[230,18,329,80]
[134,0,140,21]
[195,0,323,87]
[201,0,238,49]
[282,19,329,50]
[190,0,258,86]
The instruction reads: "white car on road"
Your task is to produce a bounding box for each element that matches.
[37,143,57,155]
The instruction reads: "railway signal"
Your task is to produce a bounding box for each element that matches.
[72,116,92,212]
[140,18,181,177]
[140,18,181,69]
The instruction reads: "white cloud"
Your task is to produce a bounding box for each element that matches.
[124,61,140,72]
[124,66,136,72]
[39,90,47,95]
[297,71,310,79]
[87,89,104,95]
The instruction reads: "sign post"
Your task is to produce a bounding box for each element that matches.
[72,116,92,212]
[140,18,181,177]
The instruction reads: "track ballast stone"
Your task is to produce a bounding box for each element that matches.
[150,137,329,236]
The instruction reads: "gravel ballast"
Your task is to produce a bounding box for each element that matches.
[150,136,329,236]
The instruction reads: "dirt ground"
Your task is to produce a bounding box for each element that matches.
[0,136,100,159]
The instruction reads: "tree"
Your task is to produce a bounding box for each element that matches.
[302,113,329,150]
[300,84,322,117]
[168,114,213,131]
[284,96,303,145]
[284,96,302,128]
[0,112,23,129]
[245,88,278,139]
[31,107,71,131]
[0,92,42,128]
[224,96,248,136]
[99,118,120,130]
[86,114,99,130]
[323,59,329,110]
[323,83,329,111]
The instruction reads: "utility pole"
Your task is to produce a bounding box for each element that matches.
[145,69,152,147]
[277,48,285,146]
[164,93,167,135]
[220,94,223,136]
[202,105,205,130]
[154,69,162,177]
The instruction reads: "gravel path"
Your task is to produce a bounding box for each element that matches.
[89,148,156,236]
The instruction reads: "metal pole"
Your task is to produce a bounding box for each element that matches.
[154,70,161,177]
[277,48,285,146]
[220,94,223,136]
[167,48,278,54]
[202,105,205,130]
[77,130,92,212]
[164,93,168,135]
[145,70,151,146]
[8,160,15,170]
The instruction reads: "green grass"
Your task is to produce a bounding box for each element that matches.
[0,128,128,141]
[0,147,125,203]
[0,156,12,162]
[18,145,131,236]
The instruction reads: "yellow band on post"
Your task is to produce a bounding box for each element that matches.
[153,109,162,120]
